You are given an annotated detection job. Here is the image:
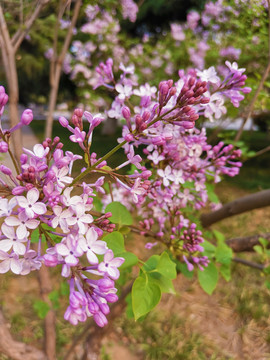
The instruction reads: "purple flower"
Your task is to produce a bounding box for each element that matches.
[56,235,84,266]
[98,249,124,280]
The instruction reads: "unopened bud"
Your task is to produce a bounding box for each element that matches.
[59,116,69,127]
[0,141,8,153]
[21,109,33,125]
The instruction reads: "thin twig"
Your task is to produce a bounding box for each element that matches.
[233,257,266,270]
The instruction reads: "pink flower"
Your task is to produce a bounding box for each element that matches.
[16,187,47,219]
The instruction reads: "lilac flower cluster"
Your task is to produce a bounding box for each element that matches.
[0,89,127,327]
[96,61,247,271]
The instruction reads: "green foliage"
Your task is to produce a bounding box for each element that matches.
[198,261,219,295]
[105,202,133,226]
[33,300,50,319]
[132,252,177,320]
[132,274,161,320]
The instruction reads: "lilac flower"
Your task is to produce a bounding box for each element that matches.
[52,166,73,188]
[0,223,27,255]
[21,250,42,275]
[66,203,93,234]
[197,66,220,84]
[0,198,17,217]
[98,249,124,280]
[51,206,73,233]
[0,251,22,274]
[23,144,49,159]
[115,84,133,100]
[56,235,84,266]
[79,228,107,264]
[69,127,86,144]
[147,150,165,165]
[16,187,47,219]
[5,211,39,238]
[157,165,175,186]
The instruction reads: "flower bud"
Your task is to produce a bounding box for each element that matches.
[21,109,33,125]
[121,106,131,120]
[0,165,12,175]
[59,116,69,127]
[0,141,8,153]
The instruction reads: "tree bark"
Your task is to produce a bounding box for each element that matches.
[0,6,22,160]
[36,262,56,360]
[200,189,270,228]
[226,233,270,252]
[0,309,47,360]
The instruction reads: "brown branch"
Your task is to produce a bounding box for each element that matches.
[0,309,47,360]
[12,0,50,53]
[233,257,266,270]
[226,233,270,252]
[37,267,56,360]
[35,254,56,360]
[200,189,270,228]
[234,1,270,142]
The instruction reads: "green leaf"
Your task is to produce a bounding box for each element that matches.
[118,251,138,269]
[182,181,194,189]
[198,262,219,295]
[33,300,50,319]
[105,202,133,226]
[220,263,231,281]
[212,230,225,243]
[176,262,194,279]
[60,282,69,296]
[119,226,130,235]
[125,293,134,319]
[103,232,125,255]
[259,237,269,248]
[143,255,160,272]
[132,274,161,320]
[31,228,40,243]
[48,290,60,310]
[148,272,176,294]
[206,183,219,204]
[93,196,103,213]
[202,240,216,259]
[215,243,233,265]
[253,245,263,255]
[265,280,270,290]
[156,251,177,279]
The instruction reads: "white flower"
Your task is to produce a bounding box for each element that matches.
[157,166,175,187]
[0,224,27,255]
[78,228,107,264]
[17,187,47,219]
[115,84,133,100]
[197,66,220,84]
[23,144,49,159]
[5,211,39,238]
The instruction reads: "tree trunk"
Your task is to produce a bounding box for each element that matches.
[45,63,61,139]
